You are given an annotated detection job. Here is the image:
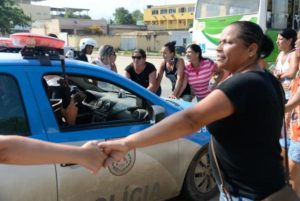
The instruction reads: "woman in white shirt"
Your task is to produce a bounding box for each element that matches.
[274,29,298,78]
[274,28,298,100]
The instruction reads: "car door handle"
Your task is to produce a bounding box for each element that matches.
[60,163,77,167]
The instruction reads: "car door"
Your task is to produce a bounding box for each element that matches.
[28,66,181,201]
[0,68,57,201]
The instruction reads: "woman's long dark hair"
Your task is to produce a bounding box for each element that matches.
[186,43,212,62]
[164,41,176,54]
[279,28,297,49]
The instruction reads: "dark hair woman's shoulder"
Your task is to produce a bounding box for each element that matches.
[217,72,268,99]
[263,70,282,87]
[146,61,156,68]
[221,71,264,87]
[125,63,134,72]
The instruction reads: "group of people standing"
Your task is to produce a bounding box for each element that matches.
[273,28,300,199]
[74,37,223,102]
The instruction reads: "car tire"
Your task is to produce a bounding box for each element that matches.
[182,144,219,201]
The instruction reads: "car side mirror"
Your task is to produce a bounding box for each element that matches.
[150,105,165,123]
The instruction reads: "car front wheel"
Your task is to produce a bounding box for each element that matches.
[182,144,219,201]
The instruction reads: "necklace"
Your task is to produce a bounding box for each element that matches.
[233,62,261,74]
[166,61,174,72]
[280,49,294,64]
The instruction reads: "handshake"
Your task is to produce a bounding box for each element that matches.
[0,135,131,174]
[77,139,130,174]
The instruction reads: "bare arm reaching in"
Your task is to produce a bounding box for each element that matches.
[0,135,106,174]
[100,89,234,166]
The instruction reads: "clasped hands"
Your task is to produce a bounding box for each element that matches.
[79,139,129,174]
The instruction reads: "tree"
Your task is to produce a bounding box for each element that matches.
[113,7,134,25]
[64,9,91,19]
[132,10,144,24]
[0,0,31,35]
[64,9,77,18]
[87,25,103,35]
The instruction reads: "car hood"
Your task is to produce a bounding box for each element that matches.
[164,98,211,145]
[164,98,194,110]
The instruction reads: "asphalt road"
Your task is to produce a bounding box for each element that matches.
[110,55,219,201]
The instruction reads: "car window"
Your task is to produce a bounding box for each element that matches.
[43,74,151,130]
[0,75,29,135]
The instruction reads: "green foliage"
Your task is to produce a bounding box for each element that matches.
[64,9,77,18]
[113,7,135,25]
[0,0,31,35]
[64,9,91,19]
[109,19,114,24]
[87,25,103,34]
[132,10,144,23]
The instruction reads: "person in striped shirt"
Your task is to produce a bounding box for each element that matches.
[179,44,218,102]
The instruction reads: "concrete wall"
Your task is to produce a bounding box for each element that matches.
[19,4,51,20]
[31,18,107,36]
[64,32,169,52]
[31,19,61,35]
[30,28,171,52]
[67,35,121,50]
[59,18,107,34]
[136,34,169,52]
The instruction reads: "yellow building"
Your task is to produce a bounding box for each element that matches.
[144,3,194,30]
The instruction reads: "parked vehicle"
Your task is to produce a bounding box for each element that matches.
[175,45,186,56]
[191,0,300,63]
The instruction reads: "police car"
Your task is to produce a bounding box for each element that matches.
[0,33,217,201]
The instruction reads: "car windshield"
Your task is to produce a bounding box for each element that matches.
[195,0,260,19]
[46,75,121,93]
[69,76,120,93]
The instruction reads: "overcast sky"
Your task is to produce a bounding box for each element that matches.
[32,0,195,20]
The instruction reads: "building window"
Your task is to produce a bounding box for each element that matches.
[160,9,167,14]
[169,8,176,14]
[179,7,186,13]
[188,7,194,12]
[152,10,158,15]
